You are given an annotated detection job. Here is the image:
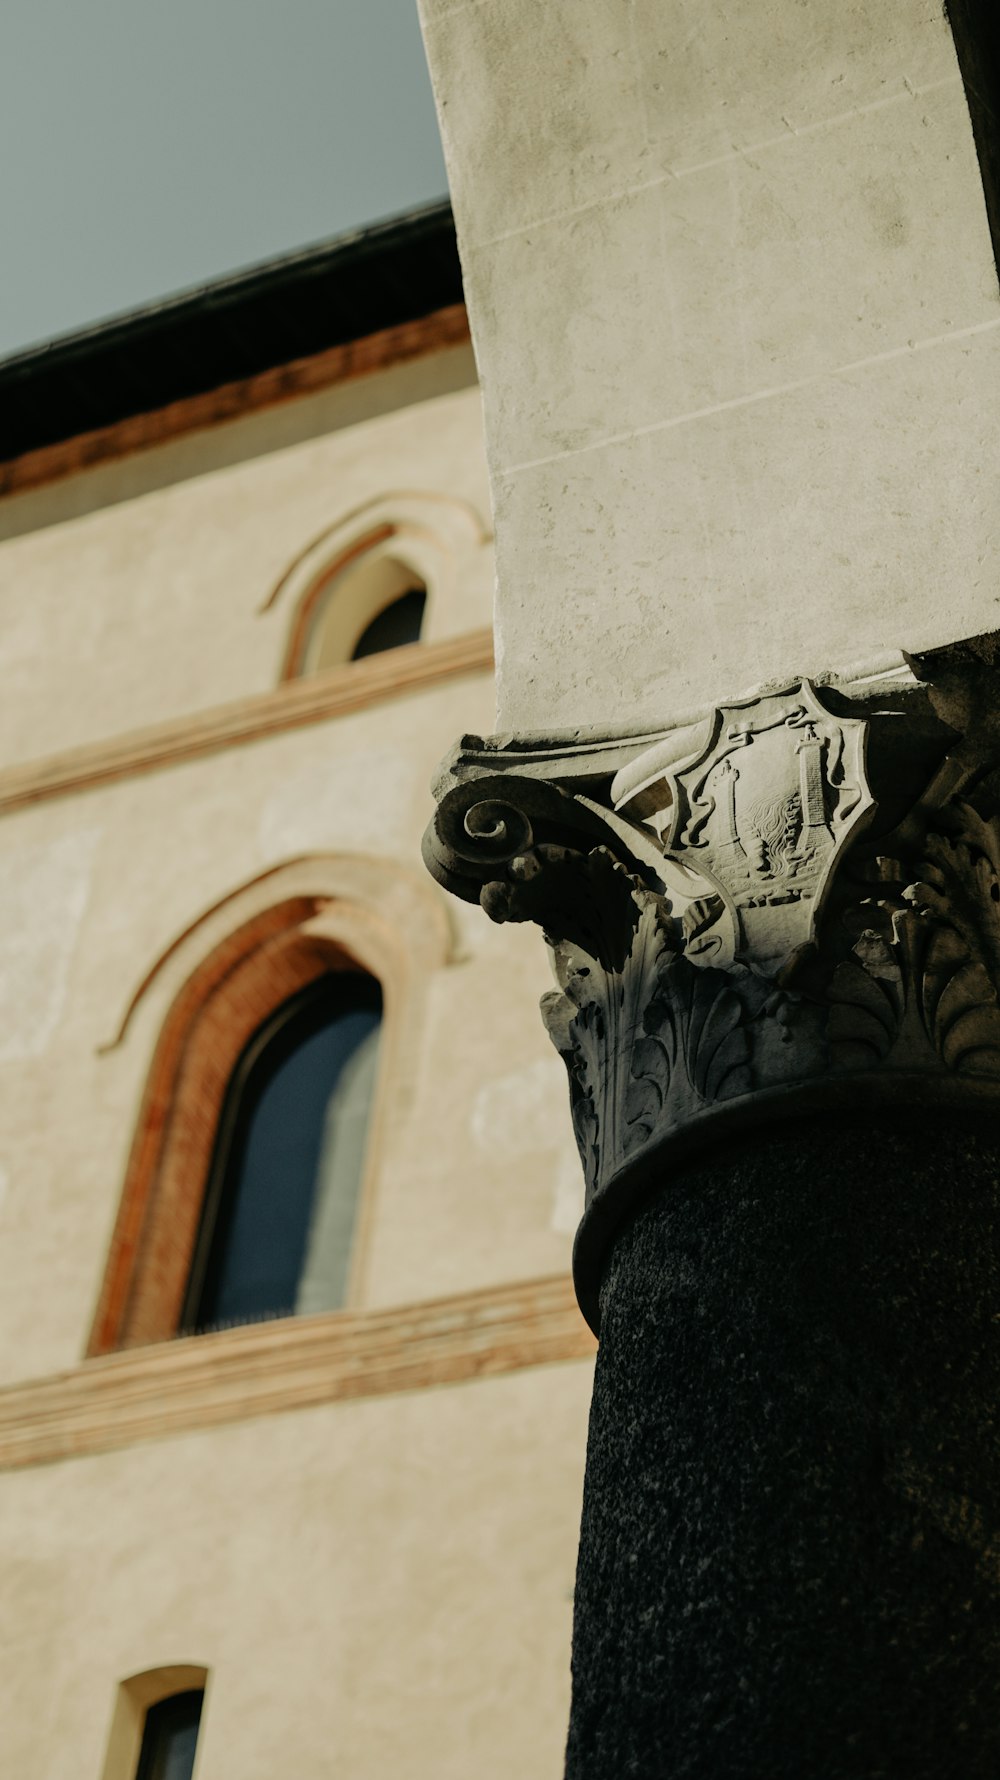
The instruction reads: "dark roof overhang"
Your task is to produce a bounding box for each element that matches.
[0,200,462,463]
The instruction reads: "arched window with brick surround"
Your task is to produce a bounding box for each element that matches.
[283,527,428,675]
[89,856,454,1355]
[258,491,494,680]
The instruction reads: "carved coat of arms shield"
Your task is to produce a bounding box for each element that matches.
[661,681,874,969]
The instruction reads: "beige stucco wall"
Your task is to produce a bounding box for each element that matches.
[0,677,581,1386]
[419,0,1000,731]
[0,344,589,1777]
[0,1361,593,1780]
[0,344,493,763]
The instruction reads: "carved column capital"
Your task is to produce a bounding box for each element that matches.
[423,636,1000,1329]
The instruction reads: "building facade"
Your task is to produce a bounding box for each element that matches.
[0,209,593,1779]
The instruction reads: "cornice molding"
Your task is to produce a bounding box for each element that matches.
[424,632,1000,1331]
[0,628,494,819]
[0,304,471,501]
[0,1274,594,1473]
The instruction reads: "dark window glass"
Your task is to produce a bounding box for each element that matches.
[135,1691,203,1780]
[351,586,425,658]
[183,974,382,1332]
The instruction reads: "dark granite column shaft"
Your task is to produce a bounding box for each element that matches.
[565,1110,1000,1780]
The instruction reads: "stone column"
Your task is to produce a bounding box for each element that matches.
[424,635,1000,1776]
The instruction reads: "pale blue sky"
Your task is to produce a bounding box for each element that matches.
[0,0,448,358]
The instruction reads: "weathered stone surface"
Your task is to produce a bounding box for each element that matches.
[418,0,1000,732]
[567,1111,1000,1779]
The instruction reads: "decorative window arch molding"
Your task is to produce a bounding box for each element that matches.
[89,856,455,1357]
[260,491,492,679]
[284,525,428,676]
[100,1665,209,1780]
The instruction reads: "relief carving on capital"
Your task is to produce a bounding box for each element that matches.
[423,637,1000,1323]
[829,802,1000,1080]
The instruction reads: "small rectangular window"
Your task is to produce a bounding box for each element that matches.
[135,1689,204,1780]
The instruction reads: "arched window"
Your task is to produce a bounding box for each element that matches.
[181,973,382,1331]
[135,1690,204,1780]
[100,1667,208,1780]
[262,494,491,680]
[350,581,426,659]
[290,540,427,676]
[90,858,454,1356]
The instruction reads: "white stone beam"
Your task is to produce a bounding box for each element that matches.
[417,0,1000,730]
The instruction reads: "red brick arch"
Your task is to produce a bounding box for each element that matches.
[88,858,453,1355]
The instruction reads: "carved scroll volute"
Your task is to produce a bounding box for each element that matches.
[422,763,669,951]
[422,770,538,907]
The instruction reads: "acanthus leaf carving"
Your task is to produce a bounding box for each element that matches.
[627,957,756,1147]
[539,861,823,1204]
[828,932,902,1070]
[906,802,1000,987]
[540,868,681,1195]
[826,802,1000,1080]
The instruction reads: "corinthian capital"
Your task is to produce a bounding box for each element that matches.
[423,633,1000,1328]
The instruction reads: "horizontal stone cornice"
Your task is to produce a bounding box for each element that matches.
[0,628,493,818]
[0,1274,594,1473]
